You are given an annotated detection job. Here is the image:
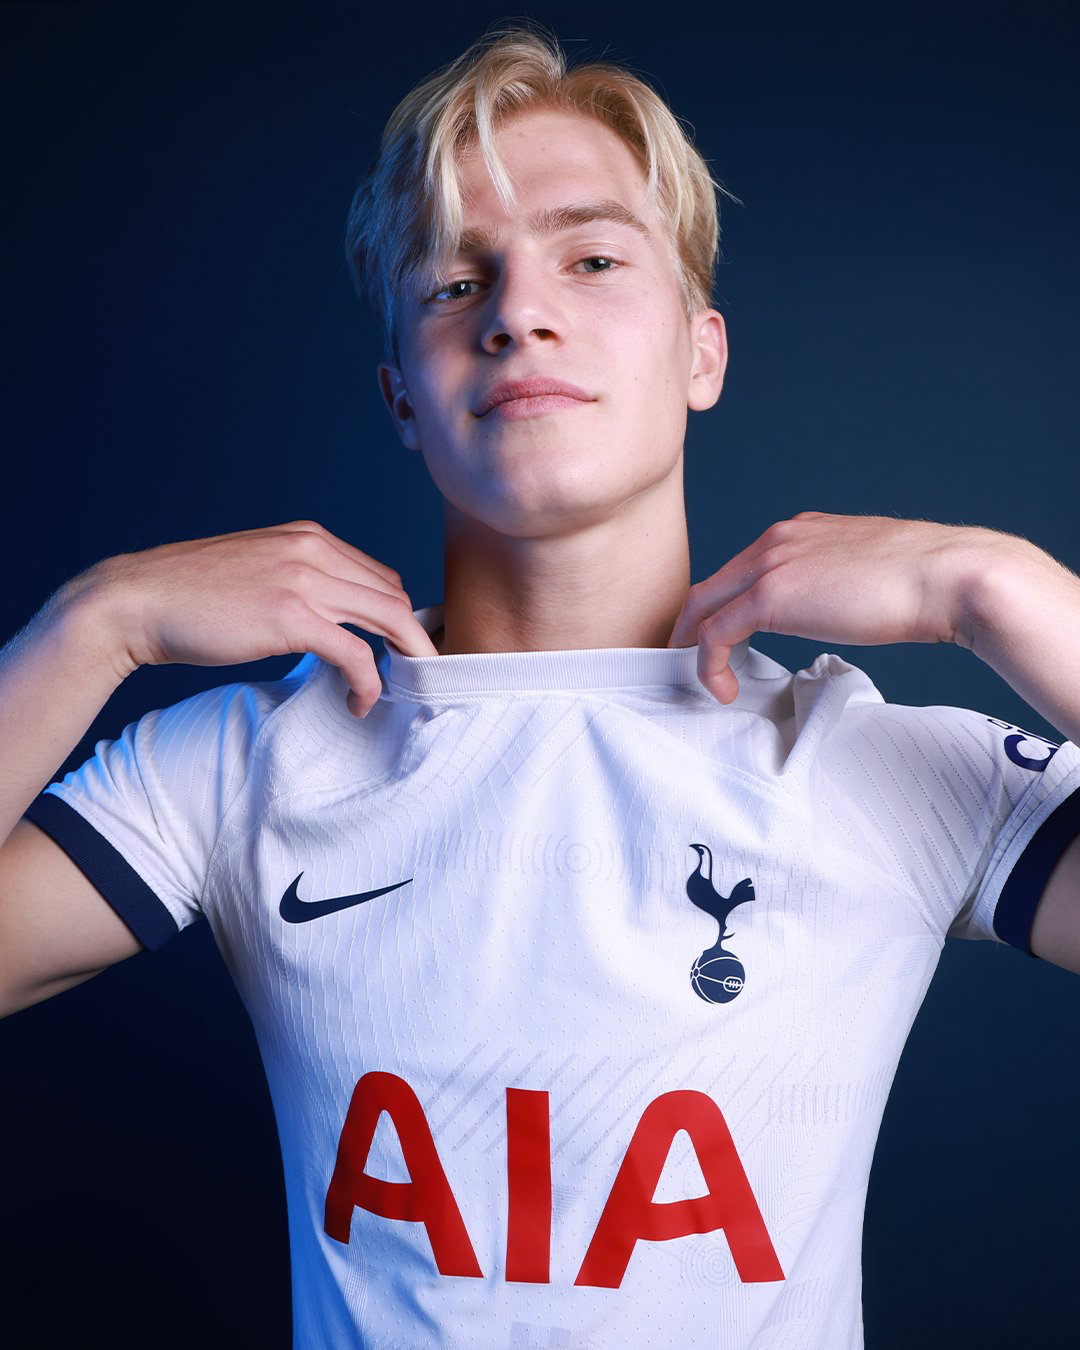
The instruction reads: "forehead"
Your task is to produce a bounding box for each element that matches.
[453,107,655,241]
[453,197,654,257]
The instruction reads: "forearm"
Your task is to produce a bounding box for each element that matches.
[957,536,1080,747]
[0,573,132,846]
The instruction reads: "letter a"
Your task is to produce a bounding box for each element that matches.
[575,1089,784,1288]
[324,1070,482,1278]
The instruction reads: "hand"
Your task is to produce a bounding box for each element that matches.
[666,511,1006,704]
[65,519,439,718]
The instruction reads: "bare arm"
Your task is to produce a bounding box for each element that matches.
[0,520,439,1017]
[1030,834,1080,974]
[0,585,142,1014]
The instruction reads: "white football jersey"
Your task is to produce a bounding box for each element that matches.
[23,604,1080,1349]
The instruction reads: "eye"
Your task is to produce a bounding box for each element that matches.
[574,256,620,274]
[424,255,623,304]
[428,278,483,303]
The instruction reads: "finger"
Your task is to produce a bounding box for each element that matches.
[211,520,408,592]
[697,628,731,685]
[297,575,438,657]
[667,538,780,649]
[668,516,831,648]
[693,591,765,700]
[290,536,414,606]
[274,520,406,589]
[253,530,417,620]
[698,583,769,652]
[668,565,759,648]
[699,660,740,706]
[285,610,385,716]
[188,521,412,597]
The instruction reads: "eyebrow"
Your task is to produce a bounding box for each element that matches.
[455,199,652,254]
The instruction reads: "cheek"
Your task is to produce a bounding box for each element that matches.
[399,358,462,443]
[609,272,689,359]
[620,309,691,409]
[398,321,459,407]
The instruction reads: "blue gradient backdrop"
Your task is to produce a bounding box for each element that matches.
[2,2,1078,1345]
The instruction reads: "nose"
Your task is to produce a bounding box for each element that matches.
[479,260,563,353]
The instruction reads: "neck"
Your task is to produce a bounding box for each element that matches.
[436,471,692,655]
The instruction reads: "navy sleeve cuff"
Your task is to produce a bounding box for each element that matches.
[993,783,1080,957]
[22,791,182,951]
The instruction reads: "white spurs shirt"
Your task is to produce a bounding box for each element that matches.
[24,605,1080,1349]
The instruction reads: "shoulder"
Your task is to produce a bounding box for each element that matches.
[89,648,322,764]
[737,643,1072,792]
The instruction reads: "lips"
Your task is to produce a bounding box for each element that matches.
[475,376,594,417]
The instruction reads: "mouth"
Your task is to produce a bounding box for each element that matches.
[475,377,595,418]
[483,393,595,420]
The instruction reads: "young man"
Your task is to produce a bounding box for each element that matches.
[3,24,1080,1349]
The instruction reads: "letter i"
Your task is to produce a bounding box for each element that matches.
[505,1088,552,1283]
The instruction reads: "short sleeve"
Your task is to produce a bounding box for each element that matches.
[819,702,1080,955]
[20,671,303,950]
[943,713,1080,951]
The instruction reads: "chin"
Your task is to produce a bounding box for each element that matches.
[430,434,681,534]
[458,477,665,540]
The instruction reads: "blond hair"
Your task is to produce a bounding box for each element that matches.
[344,23,736,363]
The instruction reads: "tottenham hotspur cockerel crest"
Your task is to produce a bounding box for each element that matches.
[685,843,755,1004]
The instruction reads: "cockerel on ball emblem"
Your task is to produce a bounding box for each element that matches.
[686,843,755,1004]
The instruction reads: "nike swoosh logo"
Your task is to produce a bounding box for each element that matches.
[279,871,413,923]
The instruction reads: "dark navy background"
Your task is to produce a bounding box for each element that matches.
[3,2,1078,1345]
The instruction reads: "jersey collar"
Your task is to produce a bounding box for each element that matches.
[378,604,752,702]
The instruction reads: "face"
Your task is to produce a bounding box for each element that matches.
[379,106,727,539]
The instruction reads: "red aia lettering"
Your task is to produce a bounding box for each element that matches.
[324,1075,783,1289]
[574,1090,784,1287]
[323,1070,482,1277]
[506,1088,552,1282]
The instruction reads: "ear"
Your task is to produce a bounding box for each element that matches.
[377,363,422,451]
[686,310,728,413]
